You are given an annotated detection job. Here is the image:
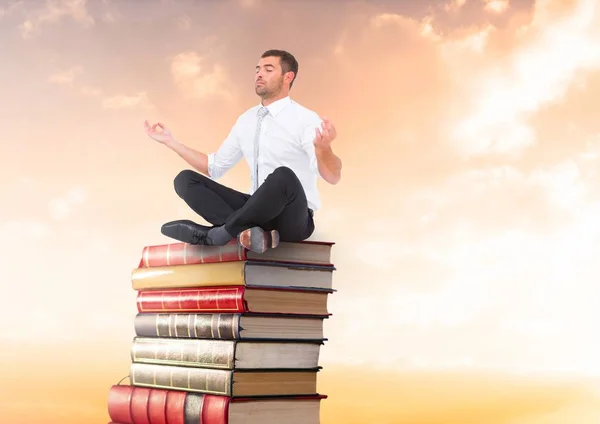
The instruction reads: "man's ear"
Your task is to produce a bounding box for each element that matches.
[285,71,295,85]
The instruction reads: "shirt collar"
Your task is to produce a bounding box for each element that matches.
[260,96,292,117]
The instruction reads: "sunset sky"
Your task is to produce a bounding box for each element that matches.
[2,0,600,422]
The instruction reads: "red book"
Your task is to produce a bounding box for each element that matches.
[107,384,326,424]
[136,286,330,316]
[138,240,334,268]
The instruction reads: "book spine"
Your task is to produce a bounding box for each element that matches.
[107,385,230,424]
[130,386,151,424]
[148,388,168,424]
[131,338,236,370]
[136,287,246,313]
[200,395,230,424]
[131,363,232,396]
[139,242,246,268]
[107,385,134,423]
[166,390,186,424]
[131,262,246,291]
[134,313,241,340]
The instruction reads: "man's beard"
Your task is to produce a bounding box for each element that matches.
[256,79,283,98]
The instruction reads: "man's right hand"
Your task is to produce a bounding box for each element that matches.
[145,120,174,145]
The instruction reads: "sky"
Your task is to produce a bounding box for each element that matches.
[2,0,600,422]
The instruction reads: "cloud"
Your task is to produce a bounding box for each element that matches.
[103,92,153,110]
[101,10,120,23]
[336,152,600,373]
[0,220,51,243]
[19,0,94,39]
[445,0,467,12]
[238,0,260,8]
[171,52,236,102]
[177,15,192,30]
[48,65,83,86]
[336,0,600,161]
[483,0,510,14]
[48,187,88,221]
[441,0,600,157]
[47,66,154,109]
[79,85,102,97]
[369,12,439,41]
[0,1,23,18]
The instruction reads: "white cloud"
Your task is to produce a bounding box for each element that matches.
[101,10,121,23]
[79,85,102,97]
[47,66,153,109]
[483,0,509,14]
[48,187,88,221]
[239,0,260,8]
[177,15,192,30]
[103,91,153,110]
[370,12,441,41]
[443,0,600,157]
[445,0,467,12]
[20,0,94,39]
[335,153,600,374]
[2,309,62,341]
[0,1,23,19]
[48,65,83,86]
[0,219,51,242]
[171,52,235,101]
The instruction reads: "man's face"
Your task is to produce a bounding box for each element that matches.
[255,56,285,97]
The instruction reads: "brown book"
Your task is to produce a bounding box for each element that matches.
[134,313,326,341]
[130,362,319,397]
[131,261,334,291]
[131,337,322,370]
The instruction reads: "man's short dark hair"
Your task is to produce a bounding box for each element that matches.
[261,49,299,88]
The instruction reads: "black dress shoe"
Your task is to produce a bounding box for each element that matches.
[161,219,213,245]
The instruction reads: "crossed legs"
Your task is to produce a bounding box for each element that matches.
[161,166,315,251]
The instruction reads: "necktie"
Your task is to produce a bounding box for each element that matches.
[253,106,269,192]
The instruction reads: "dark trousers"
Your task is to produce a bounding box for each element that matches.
[173,166,315,242]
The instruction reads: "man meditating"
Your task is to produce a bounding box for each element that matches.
[144,49,342,253]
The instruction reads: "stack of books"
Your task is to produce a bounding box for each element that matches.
[106,239,335,424]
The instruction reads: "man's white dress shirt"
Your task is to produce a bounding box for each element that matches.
[207,96,323,211]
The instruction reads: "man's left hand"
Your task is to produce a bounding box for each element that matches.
[314,117,337,150]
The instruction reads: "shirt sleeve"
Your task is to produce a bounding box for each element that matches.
[299,114,324,178]
[207,120,243,180]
